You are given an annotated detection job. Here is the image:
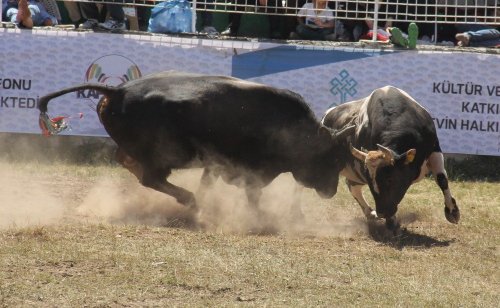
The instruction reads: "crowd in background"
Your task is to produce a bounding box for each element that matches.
[2,0,499,47]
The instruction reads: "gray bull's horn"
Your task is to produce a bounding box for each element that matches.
[376,144,396,165]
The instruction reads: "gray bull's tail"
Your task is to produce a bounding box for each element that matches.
[38,84,117,113]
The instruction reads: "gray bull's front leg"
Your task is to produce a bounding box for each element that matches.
[427,152,460,224]
[385,216,402,236]
[346,179,378,220]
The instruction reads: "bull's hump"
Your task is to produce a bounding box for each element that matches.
[372,86,429,113]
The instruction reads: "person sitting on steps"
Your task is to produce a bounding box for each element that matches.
[454,8,500,48]
[221,0,282,38]
[78,2,126,31]
[289,0,346,41]
[2,0,58,28]
[387,22,419,49]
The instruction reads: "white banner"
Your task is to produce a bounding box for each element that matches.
[1,28,499,155]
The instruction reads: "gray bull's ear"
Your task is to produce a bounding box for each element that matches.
[377,144,416,165]
[398,148,417,165]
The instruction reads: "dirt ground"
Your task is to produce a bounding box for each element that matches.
[1,160,499,306]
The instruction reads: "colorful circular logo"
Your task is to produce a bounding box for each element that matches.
[85,54,141,86]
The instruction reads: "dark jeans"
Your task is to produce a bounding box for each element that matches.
[79,3,125,22]
[190,0,215,27]
[467,28,500,47]
[226,0,281,36]
[296,24,334,40]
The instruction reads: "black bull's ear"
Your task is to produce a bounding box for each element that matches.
[319,125,356,142]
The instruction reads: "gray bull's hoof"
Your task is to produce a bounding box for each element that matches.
[365,209,380,221]
[385,217,401,236]
[445,198,460,224]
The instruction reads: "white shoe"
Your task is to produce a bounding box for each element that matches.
[324,33,338,41]
[289,32,300,39]
[98,19,126,31]
[202,26,218,35]
[79,19,98,30]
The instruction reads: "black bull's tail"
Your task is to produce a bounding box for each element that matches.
[38,84,117,113]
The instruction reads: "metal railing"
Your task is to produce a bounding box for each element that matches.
[2,0,498,42]
[60,0,499,25]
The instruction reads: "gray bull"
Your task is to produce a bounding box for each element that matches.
[322,86,460,232]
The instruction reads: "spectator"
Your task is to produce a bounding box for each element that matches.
[454,8,500,48]
[62,1,81,26]
[455,27,500,48]
[194,0,218,35]
[343,0,395,42]
[289,0,346,41]
[2,0,57,28]
[392,0,435,42]
[387,22,419,49]
[221,0,282,38]
[78,2,126,31]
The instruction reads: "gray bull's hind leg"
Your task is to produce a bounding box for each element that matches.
[427,152,460,224]
[346,179,378,220]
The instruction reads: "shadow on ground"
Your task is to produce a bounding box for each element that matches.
[367,221,455,250]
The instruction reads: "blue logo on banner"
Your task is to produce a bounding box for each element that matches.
[329,69,358,107]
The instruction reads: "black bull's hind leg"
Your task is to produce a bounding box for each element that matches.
[142,167,197,209]
[115,148,197,209]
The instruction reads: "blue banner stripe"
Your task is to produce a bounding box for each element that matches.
[232,45,395,79]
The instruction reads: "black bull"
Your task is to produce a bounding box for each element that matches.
[321,86,460,231]
[38,71,353,216]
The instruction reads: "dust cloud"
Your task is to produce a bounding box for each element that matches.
[0,131,366,236]
[0,159,366,236]
[0,164,65,228]
[77,169,367,237]
[0,133,112,229]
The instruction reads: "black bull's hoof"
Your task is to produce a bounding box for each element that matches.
[444,198,460,224]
